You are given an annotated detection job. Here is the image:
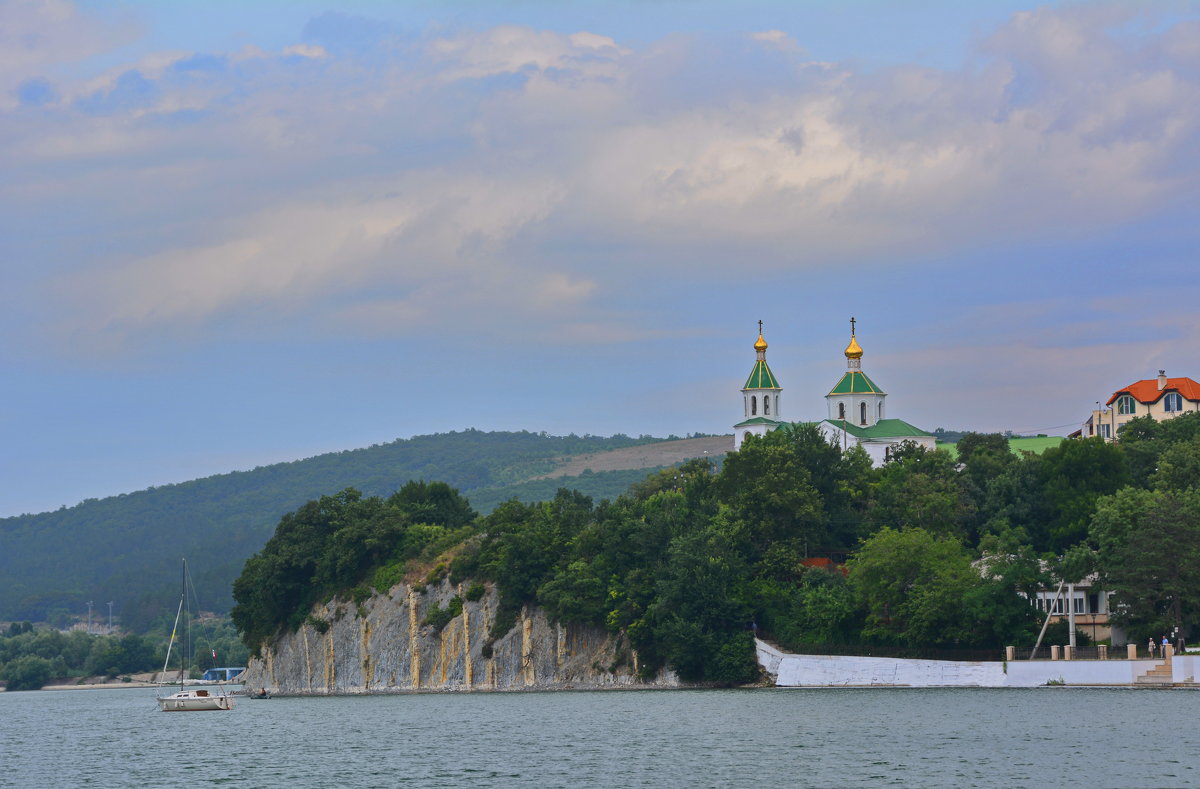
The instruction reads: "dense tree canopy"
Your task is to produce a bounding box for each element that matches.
[228,417,1200,683]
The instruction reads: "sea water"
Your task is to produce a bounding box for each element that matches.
[1,686,1197,788]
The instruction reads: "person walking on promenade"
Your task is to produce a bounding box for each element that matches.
[1149,637,1156,658]
[1162,635,1170,657]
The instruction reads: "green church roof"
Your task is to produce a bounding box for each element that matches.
[734,417,786,428]
[827,371,885,395]
[822,418,931,439]
[743,360,780,390]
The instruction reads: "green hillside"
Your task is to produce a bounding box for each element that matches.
[0,430,694,627]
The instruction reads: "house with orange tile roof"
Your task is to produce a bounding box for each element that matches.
[1078,371,1200,440]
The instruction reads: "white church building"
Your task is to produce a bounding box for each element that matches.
[733,320,935,465]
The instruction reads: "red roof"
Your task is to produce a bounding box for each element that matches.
[1107,376,1200,406]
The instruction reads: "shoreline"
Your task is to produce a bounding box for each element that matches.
[0,675,246,693]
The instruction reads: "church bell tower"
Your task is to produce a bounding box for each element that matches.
[826,317,887,427]
[734,321,784,450]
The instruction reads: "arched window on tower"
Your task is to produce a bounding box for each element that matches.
[860,401,867,425]
[838,402,845,420]
[751,396,757,416]
[764,396,770,415]
[878,402,884,420]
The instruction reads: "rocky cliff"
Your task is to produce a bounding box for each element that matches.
[238,579,681,694]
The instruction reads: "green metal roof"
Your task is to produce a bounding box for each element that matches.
[733,417,786,428]
[827,371,885,396]
[743,360,780,390]
[822,418,930,439]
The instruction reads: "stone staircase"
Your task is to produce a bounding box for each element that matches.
[1135,660,1174,686]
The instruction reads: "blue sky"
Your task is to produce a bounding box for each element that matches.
[3,0,1199,516]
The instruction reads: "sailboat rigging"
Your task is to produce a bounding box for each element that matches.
[156,559,235,712]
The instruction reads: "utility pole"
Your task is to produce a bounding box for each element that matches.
[86,601,93,634]
[107,601,114,633]
[1067,583,1076,650]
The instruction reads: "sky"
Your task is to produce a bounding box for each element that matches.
[3,0,1200,517]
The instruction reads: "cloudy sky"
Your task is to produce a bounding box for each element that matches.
[3,0,1199,516]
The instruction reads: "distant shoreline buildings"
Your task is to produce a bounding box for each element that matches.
[732,321,1198,460]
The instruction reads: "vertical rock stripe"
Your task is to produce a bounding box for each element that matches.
[407,585,420,689]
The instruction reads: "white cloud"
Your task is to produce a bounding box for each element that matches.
[749,30,800,53]
[0,0,136,108]
[6,4,1199,356]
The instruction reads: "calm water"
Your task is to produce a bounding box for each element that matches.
[2,686,1198,788]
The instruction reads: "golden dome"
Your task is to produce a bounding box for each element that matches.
[844,334,863,359]
[754,334,768,352]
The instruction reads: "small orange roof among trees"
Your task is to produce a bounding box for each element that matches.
[1107,376,1200,405]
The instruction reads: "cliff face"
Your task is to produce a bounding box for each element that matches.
[238,579,680,694]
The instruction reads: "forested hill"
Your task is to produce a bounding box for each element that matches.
[0,430,716,627]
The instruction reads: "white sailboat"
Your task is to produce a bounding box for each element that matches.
[156,559,235,712]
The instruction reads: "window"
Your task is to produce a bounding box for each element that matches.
[1099,423,1111,439]
[1164,392,1183,412]
[764,396,770,415]
[1116,395,1137,415]
[751,396,757,416]
[878,402,883,419]
[859,401,867,425]
[838,402,845,419]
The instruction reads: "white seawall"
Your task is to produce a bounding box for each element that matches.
[756,640,1195,688]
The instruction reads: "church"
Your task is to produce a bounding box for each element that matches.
[732,320,935,465]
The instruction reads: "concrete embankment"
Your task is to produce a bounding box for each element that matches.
[239,579,680,694]
[757,640,1200,688]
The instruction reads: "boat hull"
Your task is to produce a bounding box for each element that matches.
[157,690,235,711]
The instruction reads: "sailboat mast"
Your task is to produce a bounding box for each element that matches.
[181,558,188,684]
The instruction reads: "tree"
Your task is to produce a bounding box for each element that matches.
[968,532,1048,648]
[717,430,825,556]
[1118,412,1200,487]
[648,520,757,684]
[1091,487,1200,639]
[956,433,1017,541]
[2,655,54,691]
[1038,437,1129,552]
[388,480,476,529]
[847,527,982,647]
[1150,436,1200,492]
[872,444,972,539]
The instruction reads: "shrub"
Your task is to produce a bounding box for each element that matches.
[306,615,330,634]
[465,581,486,602]
[421,596,464,632]
[489,603,519,643]
[372,561,406,594]
[424,563,447,586]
